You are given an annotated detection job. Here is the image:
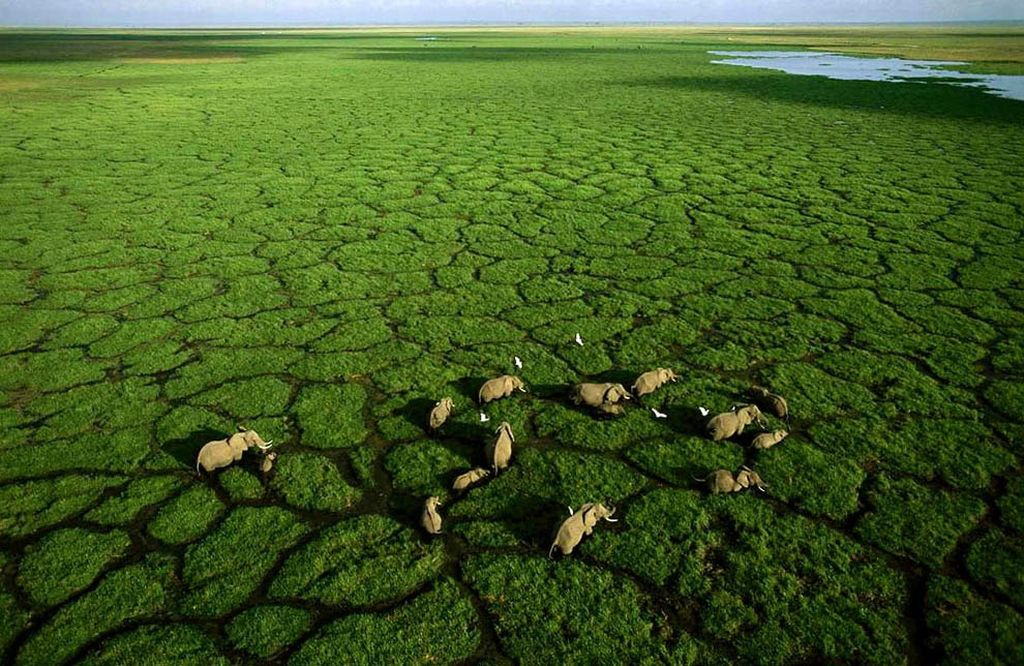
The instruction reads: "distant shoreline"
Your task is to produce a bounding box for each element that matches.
[1,21,1023,31]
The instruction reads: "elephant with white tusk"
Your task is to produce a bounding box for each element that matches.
[478,375,526,404]
[486,422,515,474]
[694,467,767,494]
[196,427,273,474]
[706,404,765,442]
[694,469,743,494]
[736,466,768,492]
[427,397,454,431]
[421,496,443,535]
[631,368,679,398]
[572,383,631,413]
[549,502,618,557]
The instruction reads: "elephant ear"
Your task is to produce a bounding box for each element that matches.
[228,433,247,449]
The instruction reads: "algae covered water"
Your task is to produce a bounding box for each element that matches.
[710,50,1024,101]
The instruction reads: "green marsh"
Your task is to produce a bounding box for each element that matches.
[0,26,1022,665]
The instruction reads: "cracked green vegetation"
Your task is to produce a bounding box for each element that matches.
[0,26,1023,665]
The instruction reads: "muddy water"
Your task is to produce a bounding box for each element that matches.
[710,50,1024,102]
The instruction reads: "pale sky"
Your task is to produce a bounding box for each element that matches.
[1,0,1021,27]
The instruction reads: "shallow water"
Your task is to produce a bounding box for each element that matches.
[709,50,1024,102]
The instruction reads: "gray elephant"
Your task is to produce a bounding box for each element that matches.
[706,404,765,442]
[695,467,766,494]
[428,397,454,431]
[751,430,788,450]
[549,502,618,557]
[196,428,273,474]
[452,467,490,492]
[695,469,743,494]
[631,368,679,398]
[421,496,443,535]
[478,375,526,404]
[749,386,789,421]
[736,467,767,492]
[486,422,515,474]
[597,402,626,416]
[572,382,631,409]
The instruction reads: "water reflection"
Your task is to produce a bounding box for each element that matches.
[709,50,1024,102]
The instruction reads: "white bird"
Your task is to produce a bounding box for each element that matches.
[651,408,667,419]
[698,406,710,417]
[574,332,584,346]
[479,412,490,423]
[567,506,574,515]
[514,356,523,369]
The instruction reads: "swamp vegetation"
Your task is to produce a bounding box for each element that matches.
[0,26,1022,665]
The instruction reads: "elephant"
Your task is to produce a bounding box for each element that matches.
[706,404,765,442]
[421,496,443,535]
[549,502,618,557]
[736,466,767,492]
[259,452,277,474]
[196,428,273,474]
[452,467,490,492]
[695,467,766,493]
[695,469,743,494]
[631,368,679,398]
[751,430,788,450]
[478,375,526,404]
[572,382,631,409]
[749,386,789,421]
[428,397,454,431]
[486,422,515,474]
[597,402,626,416]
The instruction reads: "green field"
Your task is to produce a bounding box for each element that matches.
[1,26,1023,665]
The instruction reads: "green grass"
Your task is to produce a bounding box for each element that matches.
[0,26,1022,665]
[269,452,361,511]
[80,625,229,666]
[268,514,444,606]
[227,605,312,658]
[290,580,478,665]
[17,527,131,607]
[857,474,987,568]
[146,483,224,544]
[180,506,307,617]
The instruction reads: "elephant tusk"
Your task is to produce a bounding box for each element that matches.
[605,517,619,522]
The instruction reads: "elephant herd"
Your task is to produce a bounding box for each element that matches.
[419,369,793,557]
[192,368,792,559]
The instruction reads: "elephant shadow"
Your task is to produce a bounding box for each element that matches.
[398,397,437,433]
[453,376,487,403]
[526,382,570,401]
[665,405,709,437]
[161,428,224,470]
[593,369,637,387]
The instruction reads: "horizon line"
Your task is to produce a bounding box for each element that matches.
[2,19,1024,30]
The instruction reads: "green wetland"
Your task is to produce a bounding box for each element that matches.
[0,26,1022,665]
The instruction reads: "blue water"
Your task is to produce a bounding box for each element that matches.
[710,50,1024,102]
